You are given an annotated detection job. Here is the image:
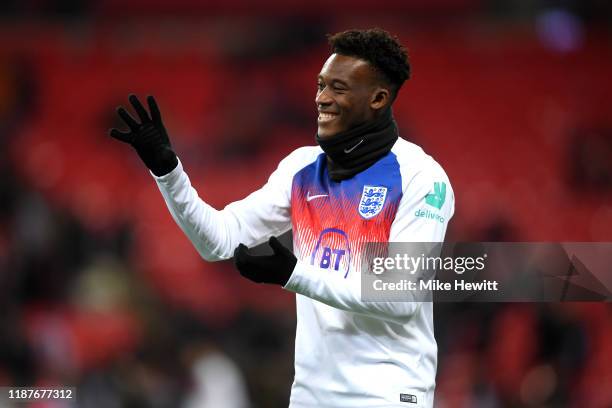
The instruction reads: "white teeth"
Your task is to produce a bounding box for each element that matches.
[319,113,337,120]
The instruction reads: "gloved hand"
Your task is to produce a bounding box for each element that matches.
[109,94,178,176]
[234,237,297,286]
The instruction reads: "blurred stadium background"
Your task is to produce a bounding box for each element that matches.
[0,0,611,407]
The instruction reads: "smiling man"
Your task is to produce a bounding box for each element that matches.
[110,28,454,408]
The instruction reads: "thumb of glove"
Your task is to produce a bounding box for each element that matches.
[269,236,289,256]
[268,236,297,284]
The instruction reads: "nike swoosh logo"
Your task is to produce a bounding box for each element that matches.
[306,192,328,202]
[344,139,364,154]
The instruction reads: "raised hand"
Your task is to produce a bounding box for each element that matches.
[110,94,178,176]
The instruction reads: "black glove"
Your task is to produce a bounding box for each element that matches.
[234,237,297,286]
[109,94,178,176]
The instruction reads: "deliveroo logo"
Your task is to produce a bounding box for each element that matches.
[415,182,447,223]
[425,182,446,210]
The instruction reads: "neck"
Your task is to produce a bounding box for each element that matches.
[315,108,398,181]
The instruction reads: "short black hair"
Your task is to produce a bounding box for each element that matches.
[328,28,410,99]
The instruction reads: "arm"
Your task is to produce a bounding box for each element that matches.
[235,161,455,323]
[153,151,304,261]
[109,94,315,261]
[282,165,455,324]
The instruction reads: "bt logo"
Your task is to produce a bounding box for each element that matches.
[309,228,351,278]
[319,247,346,271]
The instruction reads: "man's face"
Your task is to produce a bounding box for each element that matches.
[316,54,379,139]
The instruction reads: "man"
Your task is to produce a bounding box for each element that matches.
[110,28,454,408]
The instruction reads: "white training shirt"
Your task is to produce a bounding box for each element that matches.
[152,137,454,408]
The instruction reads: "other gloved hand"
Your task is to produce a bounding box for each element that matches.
[109,94,178,176]
[234,237,297,286]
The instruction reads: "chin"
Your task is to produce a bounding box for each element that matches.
[317,128,329,139]
[317,126,341,139]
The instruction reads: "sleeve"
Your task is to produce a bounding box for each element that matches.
[388,163,455,243]
[283,162,455,324]
[152,147,315,261]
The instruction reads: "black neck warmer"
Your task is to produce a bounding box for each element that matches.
[315,108,399,182]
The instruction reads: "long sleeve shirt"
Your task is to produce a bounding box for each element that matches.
[153,137,454,408]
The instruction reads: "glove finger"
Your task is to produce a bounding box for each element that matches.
[233,244,249,265]
[117,107,140,131]
[234,245,259,281]
[147,95,162,123]
[109,128,132,143]
[233,244,243,258]
[129,94,151,123]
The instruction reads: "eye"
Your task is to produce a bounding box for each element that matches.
[317,82,325,91]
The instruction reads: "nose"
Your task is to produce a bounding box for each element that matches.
[315,87,333,107]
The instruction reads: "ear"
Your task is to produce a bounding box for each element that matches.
[370,87,391,110]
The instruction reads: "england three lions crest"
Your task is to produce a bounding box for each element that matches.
[358,185,388,219]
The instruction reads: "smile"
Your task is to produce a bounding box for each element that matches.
[318,112,338,122]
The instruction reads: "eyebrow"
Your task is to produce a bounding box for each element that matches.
[318,75,350,87]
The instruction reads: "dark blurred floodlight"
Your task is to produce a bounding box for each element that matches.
[536,8,585,53]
